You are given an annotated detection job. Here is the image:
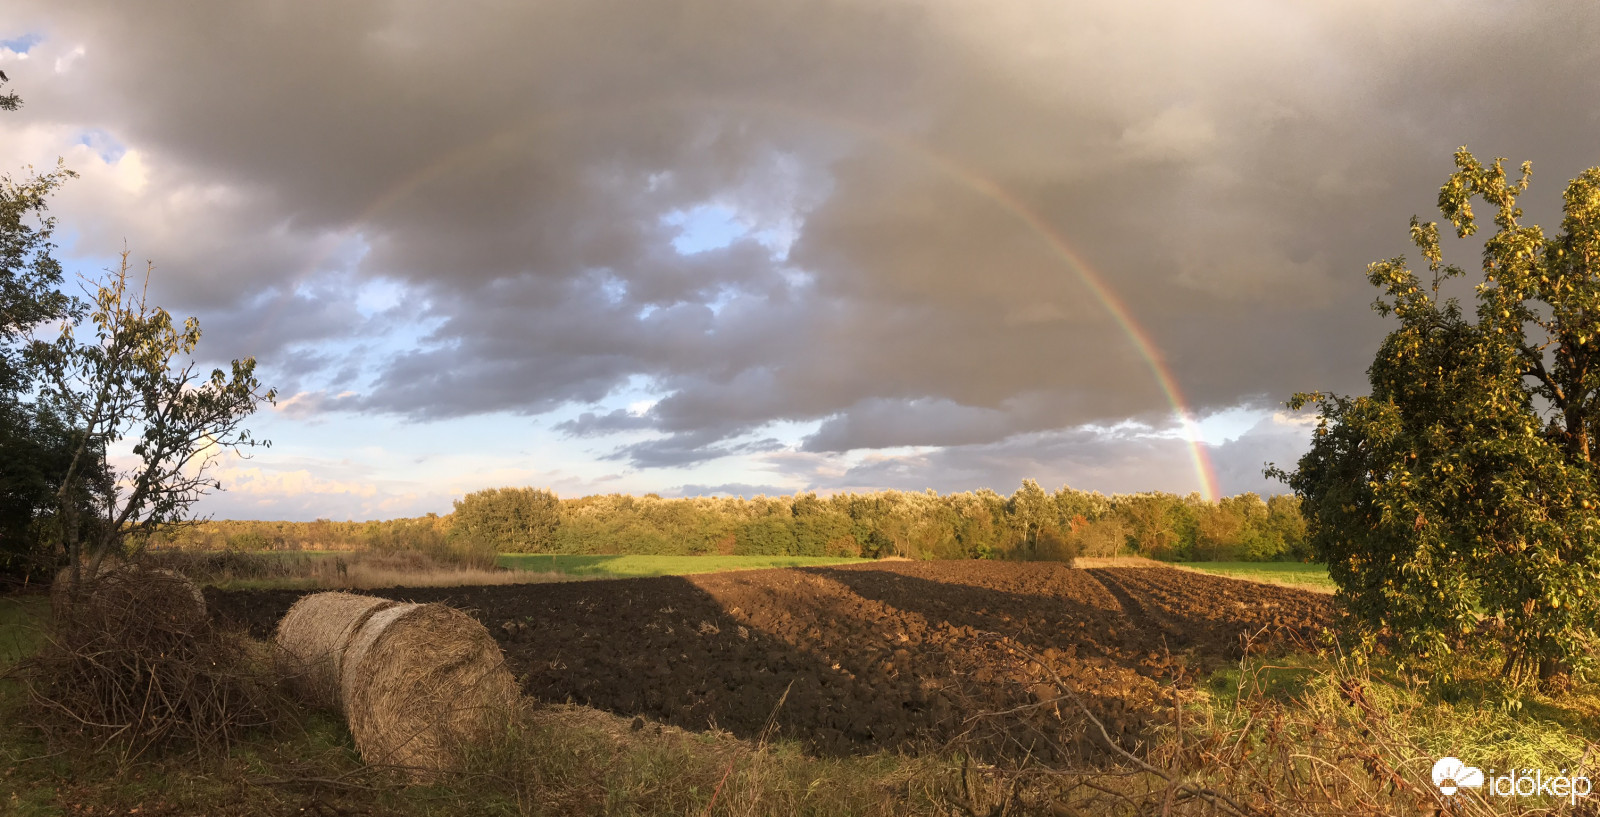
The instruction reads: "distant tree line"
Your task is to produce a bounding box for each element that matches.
[150,481,1311,563]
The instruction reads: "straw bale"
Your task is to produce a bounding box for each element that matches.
[50,564,104,618]
[341,602,521,777]
[273,592,399,710]
[145,568,208,618]
[51,562,207,626]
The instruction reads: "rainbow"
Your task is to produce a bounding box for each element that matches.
[275,96,1221,501]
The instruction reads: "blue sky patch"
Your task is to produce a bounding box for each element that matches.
[1,33,43,54]
[663,203,747,254]
[76,129,127,163]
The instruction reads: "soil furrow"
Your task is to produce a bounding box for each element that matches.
[208,561,1331,762]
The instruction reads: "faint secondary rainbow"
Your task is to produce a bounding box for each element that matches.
[279,97,1221,501]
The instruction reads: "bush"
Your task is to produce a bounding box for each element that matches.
[1033,526,1080,565]
[225,530,273,551]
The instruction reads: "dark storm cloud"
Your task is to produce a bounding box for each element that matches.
[612,431,785,469]
[1206,414,1323,496]
[786,415,1314,498]
[670,483,793,499]
[5,0,1600,468]
[802,398,1016,452]
[554,409,656,438]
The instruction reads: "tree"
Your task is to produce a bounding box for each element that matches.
[1263,494,1310,561]
[0,69,20,113]
[36,251,276,585]
[0,163,84,579]
[1008,479,1051,557]
[1113,492,1195,559]
[451,486,561,552]
[1281,149,1600,684]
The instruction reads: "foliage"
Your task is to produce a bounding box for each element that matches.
[0,163,85,582]
[1282,148,1600,684]
[153,485,1310,565]
[0,68,17,113]
[1032,524,1080,563]
[452,487,560,553]
[33,252,276,581]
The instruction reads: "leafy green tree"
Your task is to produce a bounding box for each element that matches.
[1008,479,1051,557]
[1113,492,1196,559]
[452,486,561,552]
[0,69,20,113]
[734,515,797,555]
[1282,149,1600,683]
[1263,494,1310,561]
[791,492,853,556]
[0,163,84,579]
[37,251,276,585]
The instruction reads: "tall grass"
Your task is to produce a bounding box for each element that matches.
[496,553,869,578]
[141,549,562,590]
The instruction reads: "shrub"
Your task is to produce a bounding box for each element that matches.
[1033,525,1080,565]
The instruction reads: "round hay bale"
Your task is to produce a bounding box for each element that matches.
[51,562,207,627]
[341,602,521,777]
[50,564,101,618]
[273,592,399,710]
[143,568,208,620]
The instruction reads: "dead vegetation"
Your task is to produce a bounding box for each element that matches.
[10,566,294,762]
[50,561,208,623]
[939,630,1598,816]
[142,548,566,589]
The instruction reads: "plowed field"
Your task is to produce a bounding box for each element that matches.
[209,563,1330,761]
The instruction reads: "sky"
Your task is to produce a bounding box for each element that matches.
[2,1,1598,521]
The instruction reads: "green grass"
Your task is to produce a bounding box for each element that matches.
[1176,560,1335,592]
[0,596,47,673]
[497,553,870,578]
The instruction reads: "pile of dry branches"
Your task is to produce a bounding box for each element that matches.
[12,565,294,761]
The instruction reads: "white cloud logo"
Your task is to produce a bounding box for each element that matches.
[1433,757,1485,795]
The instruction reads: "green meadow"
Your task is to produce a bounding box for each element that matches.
[1177,561,1335,592]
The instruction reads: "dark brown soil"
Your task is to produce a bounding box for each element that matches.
[208,562,1330,761]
